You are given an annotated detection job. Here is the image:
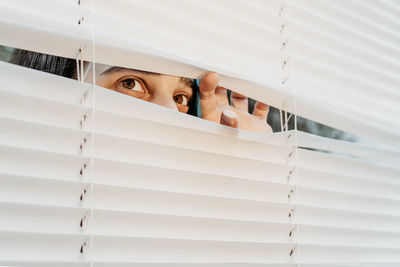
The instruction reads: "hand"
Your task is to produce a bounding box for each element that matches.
[199,72,273,133]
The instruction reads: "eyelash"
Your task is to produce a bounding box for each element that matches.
[113,76,192,106]
[116,76,146,93]
[174,94,190,106]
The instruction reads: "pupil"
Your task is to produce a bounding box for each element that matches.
[124,79,135,89]
[175,95,182,104]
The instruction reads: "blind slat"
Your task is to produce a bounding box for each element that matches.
[296,131,400,164]
[298,224,400,248]
[297,149,400,180]
[91,236,293,263]
[299,205,400,231]
[0,202,85,234]
[297,186,400,215]
[0,231,86,262]
[297,168,400,199]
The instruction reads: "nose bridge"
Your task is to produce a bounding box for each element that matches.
[151,90,177,111]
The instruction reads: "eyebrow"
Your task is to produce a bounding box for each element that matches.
[180,77,194,88]
[101,66,194,88]
[101,66,160,76]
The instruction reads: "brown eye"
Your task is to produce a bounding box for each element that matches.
[120,78,144,92]
[174,94,189,105]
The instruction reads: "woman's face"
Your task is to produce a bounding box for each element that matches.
[90,64,272,132]
[96,66,194,113]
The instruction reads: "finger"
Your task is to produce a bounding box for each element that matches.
[220,109,240,128]
[199,72,218,99]
[215,86,229,106]
[199,72,219,117]
[230,91,249,112]
[253,102,269,120]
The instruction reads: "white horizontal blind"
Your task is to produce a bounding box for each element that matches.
[1,61,400,265]
[284,0,400,146]
[1,0,399,144]
[0,61,296,265]
[1,0,400,266]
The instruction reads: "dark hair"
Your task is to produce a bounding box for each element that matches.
[11,49,200,116]
[12,49,76,79]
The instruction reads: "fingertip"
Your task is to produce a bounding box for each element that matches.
[220,109,240,128]
[253,101,270,120]
[231,91,249,111]
[231,91,247,100]
[223,109,239,119]
[254,101,269,111]
[201,72,218,86]
[199,72,219,97]
[207,71,219,80]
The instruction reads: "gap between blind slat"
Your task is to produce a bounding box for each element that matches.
[0,61,291,146]
[96,88,400,146]
[2,47,399,146]
[295,96,400,147]
[295,87,400,131]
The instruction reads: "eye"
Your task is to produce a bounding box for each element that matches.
[173,94,189,106]
[119,78,144,92]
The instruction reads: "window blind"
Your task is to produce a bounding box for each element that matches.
[1,0,400,266]
[1,0,399,144]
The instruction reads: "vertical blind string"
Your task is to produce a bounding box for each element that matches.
[76,0,89,264]
[286,2,301,265]
[280,0,301,264]
[88,0,95,265]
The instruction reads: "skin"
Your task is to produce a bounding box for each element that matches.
[96,67,193,114]
[96,67,272,133]
[200,72,272,133]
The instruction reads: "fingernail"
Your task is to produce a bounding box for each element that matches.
[223,109,238,119]
[221,109,239,128]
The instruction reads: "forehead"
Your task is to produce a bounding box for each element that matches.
[100,66,193,88]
